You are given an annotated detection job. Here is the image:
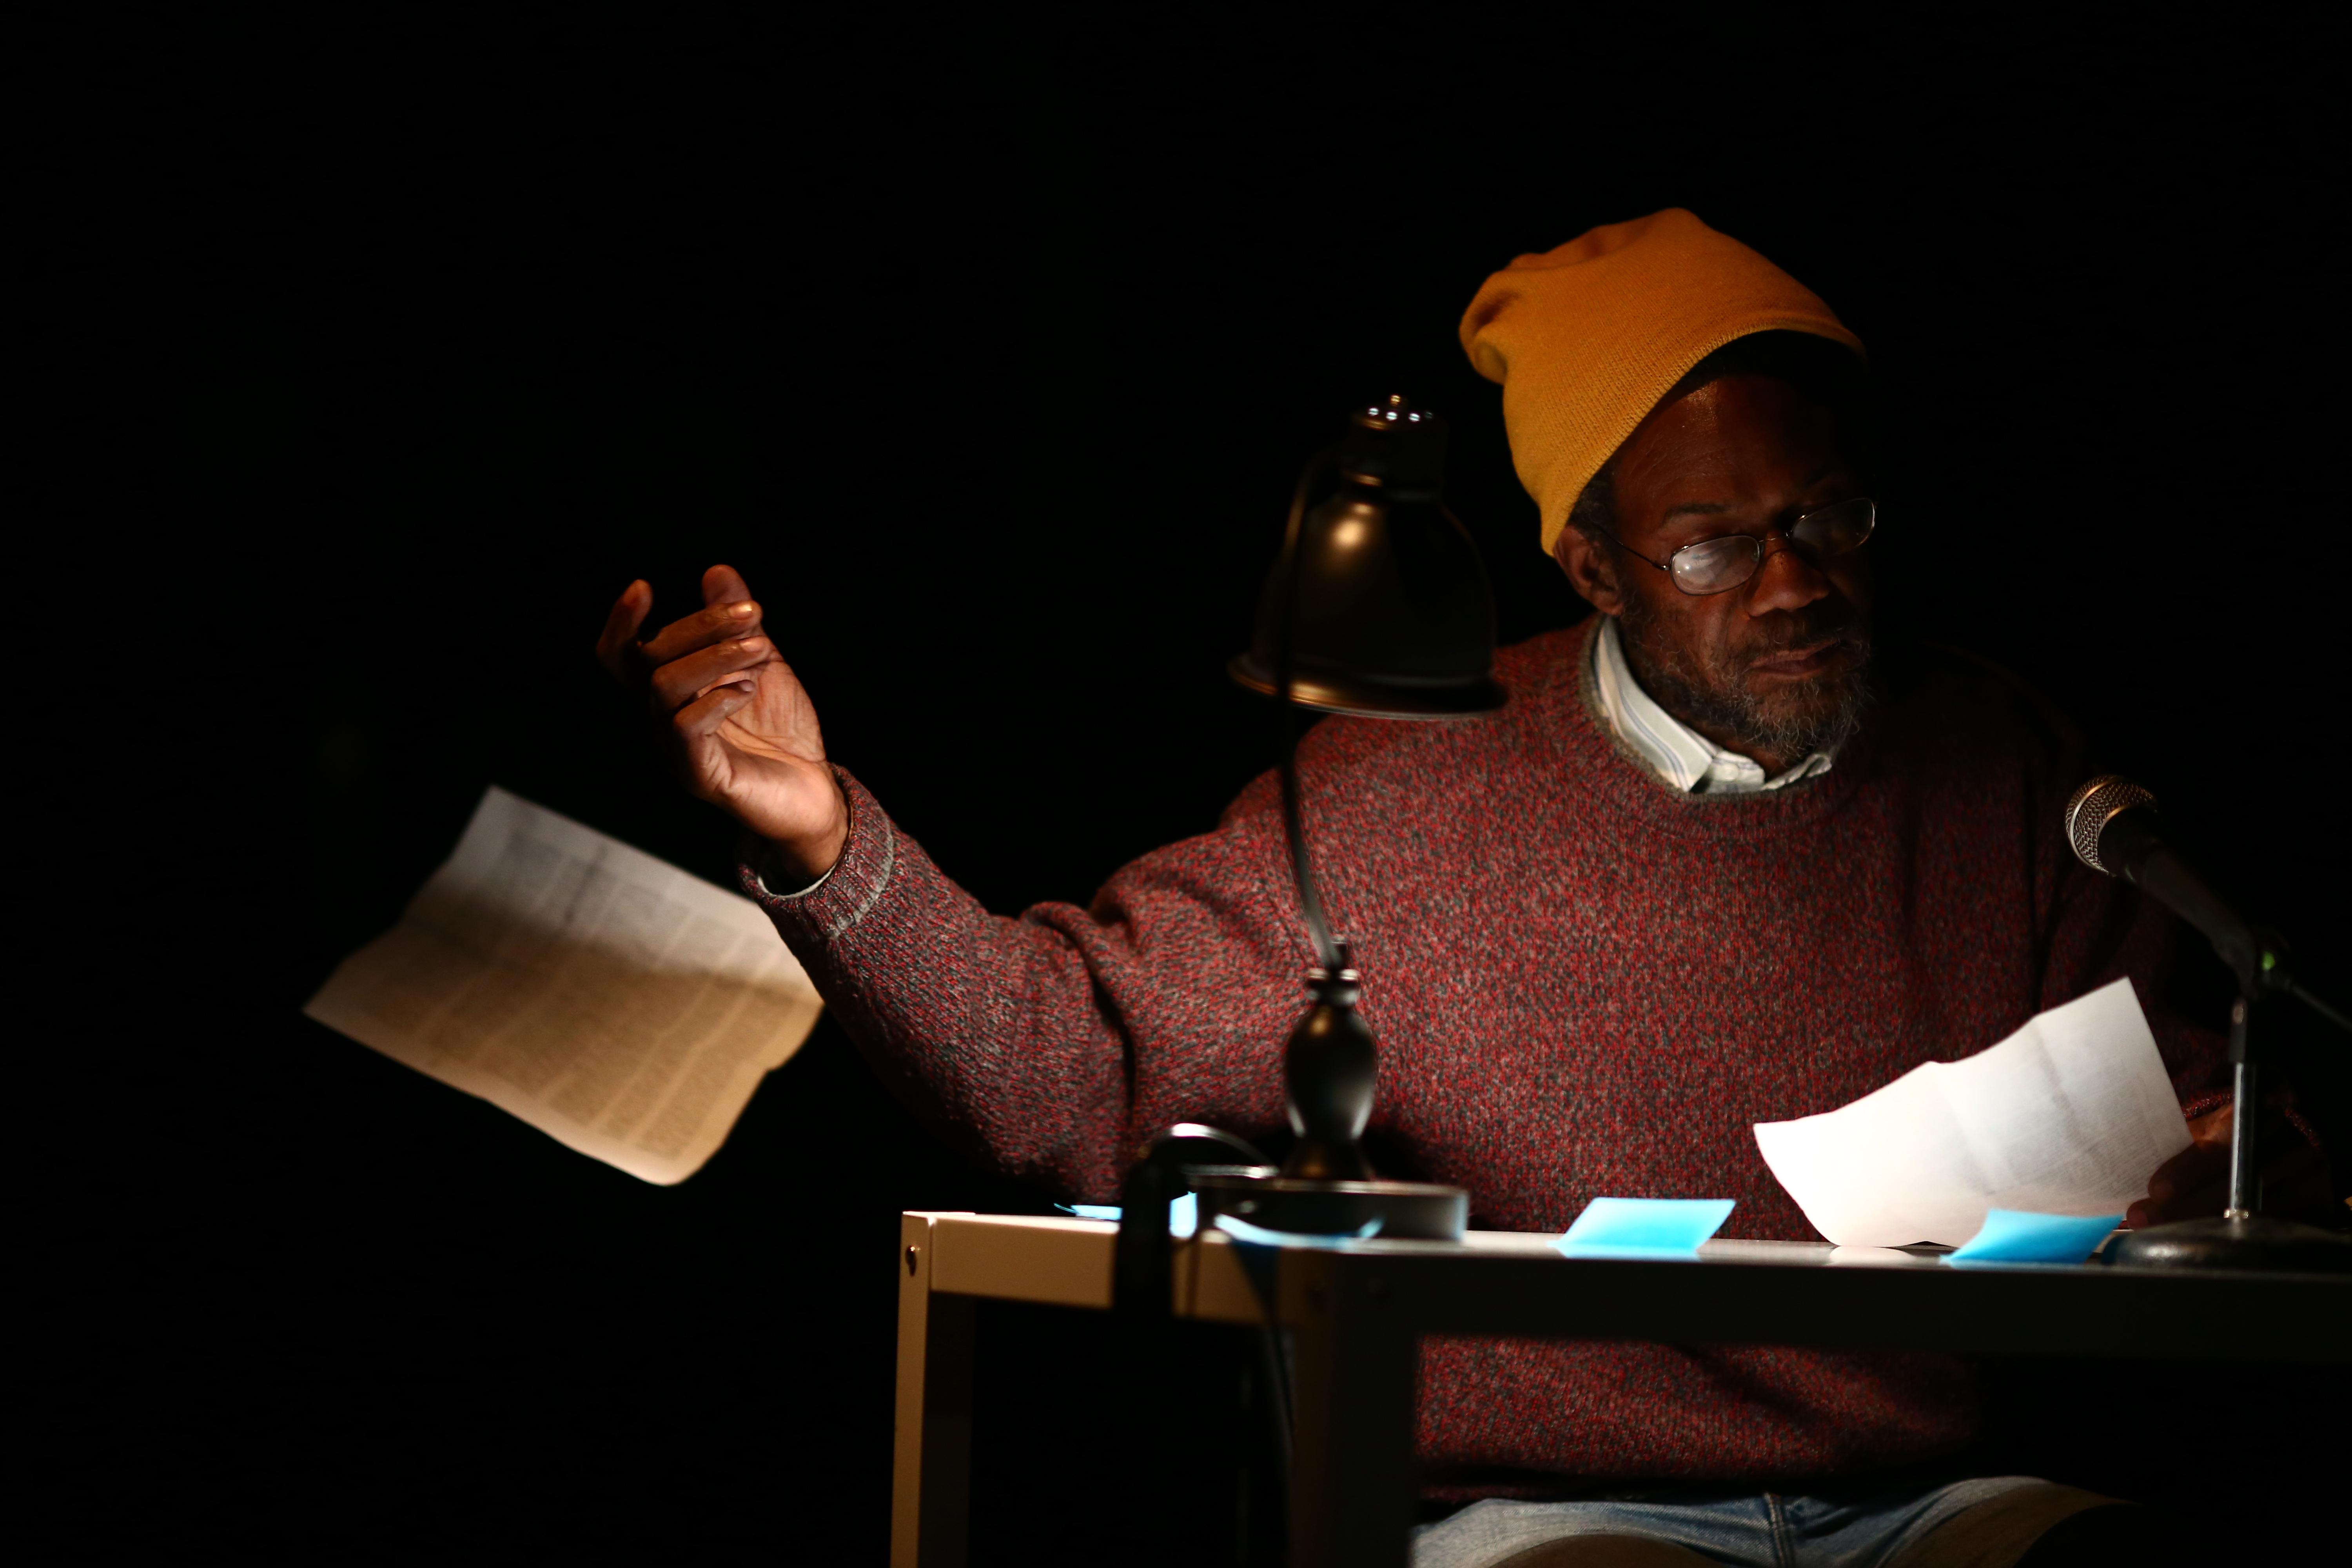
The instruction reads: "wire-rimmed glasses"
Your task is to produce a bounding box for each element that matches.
[1600,497,1875,596]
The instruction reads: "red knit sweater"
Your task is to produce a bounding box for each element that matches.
[745,619,2222,1485]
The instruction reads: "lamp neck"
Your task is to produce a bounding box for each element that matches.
[1271,443,1345,974]
[1278,710,1342,974]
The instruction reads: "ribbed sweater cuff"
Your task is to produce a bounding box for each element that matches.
[736,767,897,944]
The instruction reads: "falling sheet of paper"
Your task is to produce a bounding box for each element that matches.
[304,786,822,1184]
[1752,978,2190,1247]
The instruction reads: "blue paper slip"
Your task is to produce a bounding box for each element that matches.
[1555,1197,1736,1259]
[1054,1193,1198,1238]
[1947,1209,2120,1267]
[1212,1214,1383,1249]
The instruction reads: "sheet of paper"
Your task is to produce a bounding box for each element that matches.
[1751,978,2190,1247]
[304,786,822,1185]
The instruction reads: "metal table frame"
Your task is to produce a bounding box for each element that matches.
[892,1212,2350,1567]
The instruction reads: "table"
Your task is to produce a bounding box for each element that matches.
[892,1212,2350,1567]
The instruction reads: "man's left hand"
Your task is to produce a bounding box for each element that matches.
[2129,1103,2337,1229]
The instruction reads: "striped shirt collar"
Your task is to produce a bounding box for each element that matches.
[1588,615,1835,795]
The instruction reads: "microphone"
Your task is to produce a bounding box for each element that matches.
[2063,775,2274,992]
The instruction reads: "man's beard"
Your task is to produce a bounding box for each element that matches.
[1614,594,1874,768]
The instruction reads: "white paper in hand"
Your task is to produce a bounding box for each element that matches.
[1752,978,2191,1247]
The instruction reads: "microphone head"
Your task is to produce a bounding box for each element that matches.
[2065,774,2157,876]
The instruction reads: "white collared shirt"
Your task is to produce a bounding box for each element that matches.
[1588,616,1835,795]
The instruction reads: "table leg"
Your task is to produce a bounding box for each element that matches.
[893,1214,975,1568]
[1283,1253,1419,1568]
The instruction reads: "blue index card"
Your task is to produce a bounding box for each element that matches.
[1212,1214,1383,1249]
[1555,1197,1737,1259]
[1947,1208,2120,1267]
[1054,1193,1199,1238]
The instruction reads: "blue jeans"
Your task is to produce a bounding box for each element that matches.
[1412,1475,2074,1567]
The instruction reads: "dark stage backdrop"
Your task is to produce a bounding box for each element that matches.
[29,14,2347,1562]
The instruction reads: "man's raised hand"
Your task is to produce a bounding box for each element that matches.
[596,564,849,882]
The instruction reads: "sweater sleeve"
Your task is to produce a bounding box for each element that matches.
[740,768,1309,1199]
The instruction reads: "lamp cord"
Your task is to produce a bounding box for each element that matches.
[1273,446,1343,975]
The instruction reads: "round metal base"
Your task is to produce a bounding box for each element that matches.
[2105,1215,2352,1273]
[1190,1174,1467,1241]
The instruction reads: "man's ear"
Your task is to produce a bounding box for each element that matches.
[1555,529,1624,615]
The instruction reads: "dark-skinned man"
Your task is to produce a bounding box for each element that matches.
[597,210,2318,1566]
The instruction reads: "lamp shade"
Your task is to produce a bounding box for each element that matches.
[1230,396,1506,719]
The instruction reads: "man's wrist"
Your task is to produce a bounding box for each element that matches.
[751,796,852,898]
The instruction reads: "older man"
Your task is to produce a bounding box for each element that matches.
[597,212,2260,1565]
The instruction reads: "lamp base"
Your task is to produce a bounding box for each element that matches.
[1191,1174,1466,1241]
[2105,1214,2352,1273]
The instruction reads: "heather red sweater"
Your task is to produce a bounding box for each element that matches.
[745,619,2223,1485]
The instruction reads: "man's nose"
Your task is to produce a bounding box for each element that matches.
[1745,534,1831,616]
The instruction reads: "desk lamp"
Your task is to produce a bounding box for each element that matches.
[1197,394,1504,1243]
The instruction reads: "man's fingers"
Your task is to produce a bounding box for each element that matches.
[640,597,764,666]
[674,680,759,744]
[2129,1166,2228,1228]
[651,635,776,712]
[596,580,654,677]
[2131,1138,2229,1226]
[702,563,754,609]
[2185,1103,2233,1146]
[2145,1141,2227,1201]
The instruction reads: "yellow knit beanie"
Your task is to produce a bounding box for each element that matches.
[1458,209,1864,555]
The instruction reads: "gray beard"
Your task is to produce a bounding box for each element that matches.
[1613,597,1874,768]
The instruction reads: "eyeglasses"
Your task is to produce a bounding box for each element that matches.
[1599,497,1876,597]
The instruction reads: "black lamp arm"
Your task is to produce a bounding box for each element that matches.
[1279,724,1340,974]
[1271,446,1345,975]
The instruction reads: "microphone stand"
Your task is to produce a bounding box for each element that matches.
[2108,970,2352,1273]
[2062,776,2351,1272]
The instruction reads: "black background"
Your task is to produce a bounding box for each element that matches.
[26,10,2349,1562]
